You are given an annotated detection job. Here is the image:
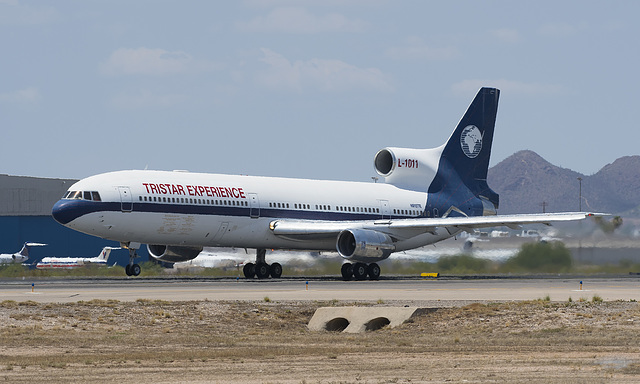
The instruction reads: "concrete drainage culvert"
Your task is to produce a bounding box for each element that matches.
[308,307,434,333]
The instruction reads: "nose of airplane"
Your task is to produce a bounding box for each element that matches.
[51,199,76,225]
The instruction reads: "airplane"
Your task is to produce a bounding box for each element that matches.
[0,242,47,264]
[35,246,120,269]
[51,87,599,279]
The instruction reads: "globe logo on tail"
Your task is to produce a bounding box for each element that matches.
[460,125,483,158]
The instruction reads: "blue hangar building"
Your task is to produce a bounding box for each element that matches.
[0,174,147,266]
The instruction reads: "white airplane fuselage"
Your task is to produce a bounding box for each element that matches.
[35,258,107,269]
[35,247,116,269]
[58,171,447,252]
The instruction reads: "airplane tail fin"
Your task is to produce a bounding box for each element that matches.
[98,247,113,261]
[18,243,30,257]
[427,87,500,215]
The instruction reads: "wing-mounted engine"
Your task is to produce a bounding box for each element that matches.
[336,229,395,263]
[374,147,443,192]
[147,244,203,262]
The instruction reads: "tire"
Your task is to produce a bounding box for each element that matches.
[353,262,368,281]
[243,263,255,279]
[125,264,132,276]
[341,263,353,280]
[367,263,380,280]
[255,262,270,279]
[131,264,141,276]
[270,262,283,278]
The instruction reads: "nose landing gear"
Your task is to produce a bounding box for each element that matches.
[122,242,141,277]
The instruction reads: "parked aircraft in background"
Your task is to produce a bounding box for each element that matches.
[0,242,46,264]
[36,247,119,269]
[52,87,599,279]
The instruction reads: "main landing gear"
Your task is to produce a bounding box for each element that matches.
[242,248,282,279]
[124,246,141,277]
[341,262,380,281]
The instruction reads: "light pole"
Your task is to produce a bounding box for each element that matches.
[577,177,582,211]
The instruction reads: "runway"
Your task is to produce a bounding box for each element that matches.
[1,277,639,304]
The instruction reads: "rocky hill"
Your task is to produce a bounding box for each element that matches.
[487,150,640,215]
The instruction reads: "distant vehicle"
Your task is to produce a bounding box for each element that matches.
[0,242,46,264]
[36,247,120,269]
[52,87,600,280]
[519,230,541,237]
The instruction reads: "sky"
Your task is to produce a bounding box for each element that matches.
[1,1,639,182]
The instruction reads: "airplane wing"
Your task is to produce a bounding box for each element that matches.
[270,212,603,239]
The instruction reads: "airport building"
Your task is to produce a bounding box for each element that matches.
[0,174,134,265]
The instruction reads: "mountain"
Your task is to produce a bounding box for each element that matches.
[487,150,640,215]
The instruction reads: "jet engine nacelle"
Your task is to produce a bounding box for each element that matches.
[373,147,443,191]
[147,244,203,262]
[336,229,395,263]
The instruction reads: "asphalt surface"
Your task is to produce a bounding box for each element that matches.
[1,276,639,303]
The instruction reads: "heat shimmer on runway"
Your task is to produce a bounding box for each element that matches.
[2,277,638,304]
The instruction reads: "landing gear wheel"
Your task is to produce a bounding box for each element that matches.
[367,263,380,280]
[130,264,141,276]
[243,263,256,279]
[270,262,283,278]
[125,246,140,277]
[255,262,270,279]
[353,262,368,281]
[341,263,353,281]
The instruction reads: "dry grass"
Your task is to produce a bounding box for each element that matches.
[1,299,640,382]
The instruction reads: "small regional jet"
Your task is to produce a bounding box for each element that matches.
[52,87,599,279]
[35,246,120,269]
[0,242,46,264]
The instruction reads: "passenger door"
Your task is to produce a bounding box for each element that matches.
[118,187,133,212]
[248,193,260,218]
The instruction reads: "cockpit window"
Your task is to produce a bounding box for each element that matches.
[63,190,101,201]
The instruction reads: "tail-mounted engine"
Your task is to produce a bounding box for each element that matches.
[336,229,395,263]
[373,147,443,191]
[147,244,203,263]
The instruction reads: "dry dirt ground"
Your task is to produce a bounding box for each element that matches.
[1,298,640,383]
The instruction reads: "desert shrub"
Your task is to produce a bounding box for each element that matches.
[436,254,490,274]
[503,241,572,273]
[0,263,29,278]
